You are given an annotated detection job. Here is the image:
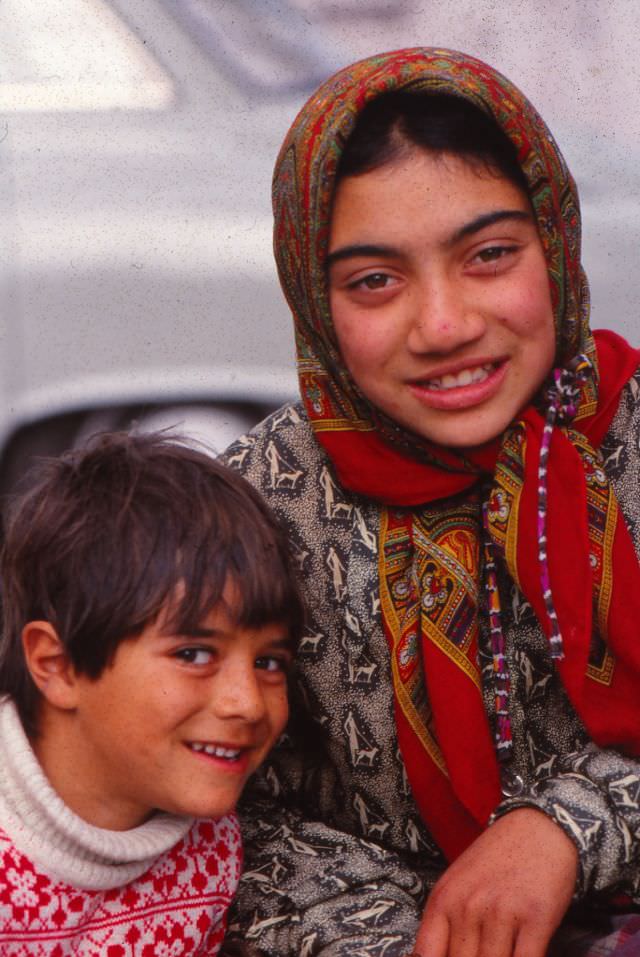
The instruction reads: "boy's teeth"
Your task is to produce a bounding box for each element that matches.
[427,363,494,390]
[190,742,242,759]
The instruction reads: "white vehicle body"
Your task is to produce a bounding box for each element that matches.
[1,0,638,484]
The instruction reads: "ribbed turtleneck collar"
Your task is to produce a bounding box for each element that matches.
[0,696,193,890]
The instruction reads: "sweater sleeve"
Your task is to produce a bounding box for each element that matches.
[492,743,640,900]
[491,370,640,902]
[224,772,425,957]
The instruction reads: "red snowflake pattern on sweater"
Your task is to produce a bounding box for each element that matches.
[0,816,242,956]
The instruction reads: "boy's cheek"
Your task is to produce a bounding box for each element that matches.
[269,687,289,744]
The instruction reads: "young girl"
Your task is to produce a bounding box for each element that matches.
[223,48,640,957]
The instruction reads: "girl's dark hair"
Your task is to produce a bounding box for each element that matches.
[0,431,304,737]
[336,91,528,193]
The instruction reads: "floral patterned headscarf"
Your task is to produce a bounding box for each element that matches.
[274,48,592,446]
[272,48,640,860]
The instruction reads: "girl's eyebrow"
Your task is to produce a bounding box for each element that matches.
[326,210,533,269]
[326,243,398,268]
[448,208,532,245]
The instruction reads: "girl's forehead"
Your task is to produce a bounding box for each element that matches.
[331,148,531,218]
[326,152,536,286]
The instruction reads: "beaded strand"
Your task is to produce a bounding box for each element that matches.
[482,499,512,761]
[537,354,592,660]
[483,353,592,763]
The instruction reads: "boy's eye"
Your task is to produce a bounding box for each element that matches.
[255,655,289,674]
[175,647,214,666]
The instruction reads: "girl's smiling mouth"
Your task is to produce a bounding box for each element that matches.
[408,358,508,411]
[422,360,498,390]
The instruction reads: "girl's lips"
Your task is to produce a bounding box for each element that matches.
[408,359,508,411]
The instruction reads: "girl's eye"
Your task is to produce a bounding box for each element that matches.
[478,246,508,261]
[471,245,518,267]
[361,272,390,289]
[175,647,214,666]
[348,272,394,291]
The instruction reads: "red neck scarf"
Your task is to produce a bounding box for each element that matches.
[273,48,640,861]
[320,329,640,859]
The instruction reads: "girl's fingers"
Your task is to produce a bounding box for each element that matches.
[512,918,558,957]
[476,914,518,957]
[447,920,482,957]
[414,910,450,957]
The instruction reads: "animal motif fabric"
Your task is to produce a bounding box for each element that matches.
[223,384,640,955]
[221,46,640,956]
[270,46,640,860]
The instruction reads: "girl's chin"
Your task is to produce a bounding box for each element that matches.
[391,403,516,450]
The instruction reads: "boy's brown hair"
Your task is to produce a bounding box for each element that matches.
[0,431,304,737]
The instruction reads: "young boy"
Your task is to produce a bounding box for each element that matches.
[0,431,303,956]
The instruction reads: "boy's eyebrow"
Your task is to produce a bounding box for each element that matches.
[164,626,296,649]
[158,624,222,640]
[326,210,532,268]
[270,633,297,652]
[182,626,218,638]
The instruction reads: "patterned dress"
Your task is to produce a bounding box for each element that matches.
[223,382,640,956]
[222,47,640,956]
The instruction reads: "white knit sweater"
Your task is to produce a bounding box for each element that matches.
[0,696,242,955]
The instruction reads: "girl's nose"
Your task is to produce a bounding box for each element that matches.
[407,275,487,354]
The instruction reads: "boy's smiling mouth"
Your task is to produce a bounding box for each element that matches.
[187,742,244,760]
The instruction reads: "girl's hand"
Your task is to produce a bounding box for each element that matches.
[413,807,578,957]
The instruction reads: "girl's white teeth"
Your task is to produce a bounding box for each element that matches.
[190,742,242,759]
[427,363,494,390]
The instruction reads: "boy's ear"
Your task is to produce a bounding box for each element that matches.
[21,621,79,710]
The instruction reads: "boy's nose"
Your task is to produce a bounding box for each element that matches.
[407,276,486,354]
[213,663,267,724]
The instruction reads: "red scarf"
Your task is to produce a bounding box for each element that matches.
[315,330,640,860]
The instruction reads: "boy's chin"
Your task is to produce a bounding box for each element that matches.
[162,787,247,822]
